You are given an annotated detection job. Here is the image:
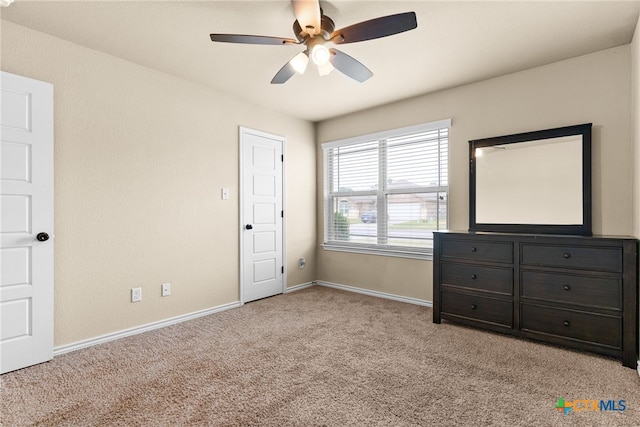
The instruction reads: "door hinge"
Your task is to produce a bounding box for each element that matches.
[281,210,284,218]
[281,266,284,274]
[281,154,284,162]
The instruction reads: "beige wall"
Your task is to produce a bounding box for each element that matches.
[2,18,637,346]
[317,46,633,302]
[1,22,316,347]
[633,15,640,240]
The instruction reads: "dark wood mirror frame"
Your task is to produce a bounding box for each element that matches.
[469,123,592,235]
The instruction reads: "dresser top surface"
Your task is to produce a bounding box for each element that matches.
[435,230,638,242]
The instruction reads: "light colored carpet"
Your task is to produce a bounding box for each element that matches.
[1,286,639,426]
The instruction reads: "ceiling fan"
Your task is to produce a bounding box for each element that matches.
[210,0,417,84]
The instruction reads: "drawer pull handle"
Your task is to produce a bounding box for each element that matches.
[563,252,571,259]
[471,274,477,280]
[563,285,571,291]
[470,304,477,310]
[471,247,477,252]
[563,320,571,327]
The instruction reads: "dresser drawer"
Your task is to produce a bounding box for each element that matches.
[440,239,512,263]
[441,291,513,327]
[521,244,622,272]
[521,304,621,349]
[521,270,621,310]
[441,262,512,295]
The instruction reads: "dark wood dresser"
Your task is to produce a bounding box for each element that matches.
[433,231,639,368]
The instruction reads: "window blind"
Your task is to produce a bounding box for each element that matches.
[322,120,450,257]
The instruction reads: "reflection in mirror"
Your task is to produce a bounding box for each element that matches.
[475,135,582,224]
[469,123,591,235]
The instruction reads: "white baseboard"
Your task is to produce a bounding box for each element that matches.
[285,281,316,293]
[53,301,241,356]
[53,281,429,357]
[316,280,432,307]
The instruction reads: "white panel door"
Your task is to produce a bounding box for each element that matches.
[0,72,54,374]
[240,127,284,303]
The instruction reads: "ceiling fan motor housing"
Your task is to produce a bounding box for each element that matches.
[293,12,336,42]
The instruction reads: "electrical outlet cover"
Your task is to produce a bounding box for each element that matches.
[162,283,171,297]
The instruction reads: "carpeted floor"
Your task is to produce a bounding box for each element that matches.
[1,286,639,426]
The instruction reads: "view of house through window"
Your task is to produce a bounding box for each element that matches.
[323,120,450,257]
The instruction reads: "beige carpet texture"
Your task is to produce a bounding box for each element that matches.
[1,286,639,426]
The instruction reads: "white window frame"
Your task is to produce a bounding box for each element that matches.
[322,119,451,260]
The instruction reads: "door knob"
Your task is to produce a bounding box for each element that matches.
[245,224,253,230]
[36,232,50,242]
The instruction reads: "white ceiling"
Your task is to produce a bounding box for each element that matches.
[2,1,640,122]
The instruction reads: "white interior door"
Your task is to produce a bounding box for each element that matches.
[240,127,284,303]
[0,72,54,374]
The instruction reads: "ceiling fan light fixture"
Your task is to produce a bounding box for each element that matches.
[289,51,309,74]
[311,44,330,66]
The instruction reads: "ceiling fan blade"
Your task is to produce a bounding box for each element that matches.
[331,12,417,44]
[271,60,297,84]
[210,34,297,45]
[291,0,321,36]
[329,49,373,82]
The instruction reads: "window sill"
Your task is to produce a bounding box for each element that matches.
[322,244,433,261]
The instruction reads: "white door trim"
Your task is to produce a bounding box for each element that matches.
[239,126,286,304]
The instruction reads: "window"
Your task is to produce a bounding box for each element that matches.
[322,120,450,259]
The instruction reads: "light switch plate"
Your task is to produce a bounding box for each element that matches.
[221,188,230,200]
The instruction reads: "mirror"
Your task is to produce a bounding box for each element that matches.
[469,123,592,235]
